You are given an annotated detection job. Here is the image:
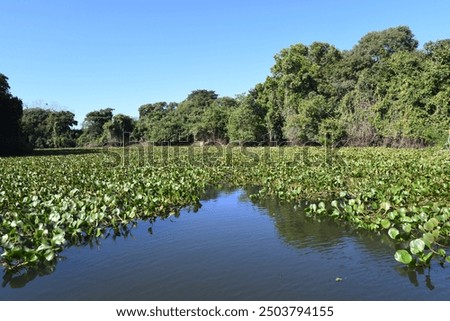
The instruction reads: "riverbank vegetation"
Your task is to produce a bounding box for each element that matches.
[2,26,450,153]
[1,26,450,274]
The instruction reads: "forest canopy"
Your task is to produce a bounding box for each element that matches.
[1,26,450,153]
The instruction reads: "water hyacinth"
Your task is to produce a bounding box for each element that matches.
[1,146,450,272]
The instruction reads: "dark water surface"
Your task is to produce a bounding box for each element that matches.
[1,189,449,300]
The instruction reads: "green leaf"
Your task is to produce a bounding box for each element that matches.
[380,202,391,211]
[49,212,61,222]
[388,227,399,240]
[400,216,413,223]
[52,233,65,246]
[45,250,55,262]
[387,211,398,220]
[409,239,425,255]
[429,217,439,226]
[380,218,391,229]
[37,243,52,252]
[422,233,435,248]
[432,229,440,239]
[421,252,433,264]
[401,223,411,234]
[395,250,413,264]
[423,221,434,231]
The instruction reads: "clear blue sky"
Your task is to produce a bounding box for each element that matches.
[1,0,450,124]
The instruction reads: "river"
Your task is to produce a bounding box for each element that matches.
[1,188,449,300]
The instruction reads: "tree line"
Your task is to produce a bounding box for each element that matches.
[1,26,450,155]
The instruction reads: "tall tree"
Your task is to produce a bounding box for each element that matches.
[134,102,181,143]
[78,108,113,146]
[177,89,218,142]
[0,73,24,155]
[21,108,78,148]
[104,114,135,144]
[346,25,418,74]
[197,96,237,143]
[227,93,265,144]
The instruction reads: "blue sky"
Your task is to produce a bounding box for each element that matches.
[1,0,450,124]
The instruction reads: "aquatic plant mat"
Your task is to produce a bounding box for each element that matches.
[1,146,450,272]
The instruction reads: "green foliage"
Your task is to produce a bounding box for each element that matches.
[2,146,450,272]
[134,102,181,143]
[0,73,24,155]
[283,94,329,144]
[177,89,219,142]
[5,26,450,150]
[395,250,413,265]
[318,118,347,146]
[21,108,78,148]
[104,114,135,144]
[252,26,450,147]
[134,92,238,144]
[303,147,450,268]
[227,94,265,144]
[198,98,236,143]
[349,26,418,70]
[77,108,114,146]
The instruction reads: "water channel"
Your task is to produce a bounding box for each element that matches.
[1,188,449,300]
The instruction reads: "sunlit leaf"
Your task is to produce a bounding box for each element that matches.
[380,202,391,211]
[395,250,413,265]
[388,227,399,240]
[380,219,391,229]
[422,233,435,248]
[45,251,55,262]
[409,239,425,255]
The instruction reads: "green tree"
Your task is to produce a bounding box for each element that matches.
[21,108,51,148]
[104,114,135,144]
[134,102,182,143]
[0,73,24,155]
[197,96,237,143]
[21,108,78,148]
[78,108,114,146]
[227,93,265,144]
[254,80,285,143]
[271,43,318,98]
[348,25,418,72]
[283,94,329,144]
[259,42,342,145]
[177,89,218,142]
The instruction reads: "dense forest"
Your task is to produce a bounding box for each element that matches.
[1,26,450,154]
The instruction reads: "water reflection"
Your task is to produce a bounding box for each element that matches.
[2,265,54,289]
[239,187,447,292]
[1,188,449,300]
[1,203,202,289]
[395,265,441,291]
